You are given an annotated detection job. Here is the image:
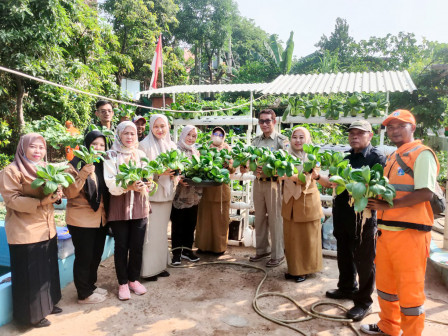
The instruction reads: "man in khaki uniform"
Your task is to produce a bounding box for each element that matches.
[249,109,289,267]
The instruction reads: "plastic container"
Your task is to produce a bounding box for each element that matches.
[57,227,74,259]
[0,221,10,267]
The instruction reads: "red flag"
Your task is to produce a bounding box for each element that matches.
[149,34,162,89]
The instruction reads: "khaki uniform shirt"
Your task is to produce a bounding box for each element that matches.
[252,132,289,151]
[63,164,107,228]
[0,164,56,244]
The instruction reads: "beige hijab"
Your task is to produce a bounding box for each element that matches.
[110,121,140,165]
[283,127,312,203]
[12,133,47,183]
[140,114,176,160]
[139,114,177,197]
[210,126,231,151]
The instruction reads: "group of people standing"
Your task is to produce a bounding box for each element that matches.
[0,101,234,328]
[0,101,438,336]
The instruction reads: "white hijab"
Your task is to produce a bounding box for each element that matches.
[139,114,177,197]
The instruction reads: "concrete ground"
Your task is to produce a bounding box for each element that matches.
[0,232,447,336]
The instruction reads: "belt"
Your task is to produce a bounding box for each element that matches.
[257,177,278,182]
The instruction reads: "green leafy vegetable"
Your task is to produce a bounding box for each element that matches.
[31,164,75,195]
[73,145,106,170]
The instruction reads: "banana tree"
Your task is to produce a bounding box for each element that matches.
[264,31,295,75]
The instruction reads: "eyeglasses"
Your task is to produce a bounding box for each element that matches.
[212,132,224,138]
[259,119,272,125]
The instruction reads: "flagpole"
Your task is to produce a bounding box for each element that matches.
[160,34,165,109]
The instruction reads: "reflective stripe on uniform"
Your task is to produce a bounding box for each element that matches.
[400,305,425,316]
[391,184,415,192]
[377,289,399,302]
[402,145,422,156]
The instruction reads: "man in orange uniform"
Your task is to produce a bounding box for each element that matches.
[361,110,439,336]
[65,120,80,161]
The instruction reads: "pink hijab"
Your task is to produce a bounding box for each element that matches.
[139,114,176,160]
[12,133,47,182]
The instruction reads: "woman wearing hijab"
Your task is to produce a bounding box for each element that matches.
[195,127,234,254]
[171,125,203,265]
[104,121,149,300]
[281,127,323,283]
[63,131,109,304]
[139,114,177,281]
[0,133,63,328]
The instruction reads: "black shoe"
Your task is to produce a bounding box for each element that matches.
[181,250,200,262]
[347,305,372,321]
[51,306,62,314]
[141,275,158,282]
[325,288,357,300]
[285,273,307,283]
[171,254,181,266]
[34,318,51,328]
[360,323,388,335]
[158,270,170,277]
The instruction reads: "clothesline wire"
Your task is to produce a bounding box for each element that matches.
[0,65,267,114]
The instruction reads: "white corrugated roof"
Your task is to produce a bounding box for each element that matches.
[262,71,417,95]
[139,83,267,97]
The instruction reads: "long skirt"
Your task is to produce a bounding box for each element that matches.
[283,219,322,276]
[9,236,61,325]
[195,184,231,253]
[141,201,172,277]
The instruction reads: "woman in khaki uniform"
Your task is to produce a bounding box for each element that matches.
[282,127,323,283]
[64,130,109,304]
[195,127,234,254]
[0,133,63,328]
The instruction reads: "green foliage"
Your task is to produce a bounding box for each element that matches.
[156,149,191,171]
[0,154,13,170]
[73,145,106,170]
[31,164,75,195]
[174,0,237,84]
[24,116,83,150]
[329,163,396,213]
[231,142,301,177]
[115,159,158,196]
[281,94,388,121]
[296,145,349,183]
[184,151,230,184]
[0,121,12,148]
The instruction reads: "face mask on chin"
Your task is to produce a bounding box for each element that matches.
[212,136,223,146]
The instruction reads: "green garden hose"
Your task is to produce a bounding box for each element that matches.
[169,249,448,335]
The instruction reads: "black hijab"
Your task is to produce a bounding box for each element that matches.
[70,131,109,212]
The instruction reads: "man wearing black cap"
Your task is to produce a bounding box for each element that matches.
[326,120,386,321]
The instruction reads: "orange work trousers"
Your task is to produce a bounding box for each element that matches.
[375,229,431,336]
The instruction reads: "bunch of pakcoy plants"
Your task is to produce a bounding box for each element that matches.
[329,163,396,230]
[297,145,349,183]
[183,148,231,184]
[73,145,106,170]
[231,142,301,177]
[115,160,158,196]
[31,164,75,195]
[156,149,191,174]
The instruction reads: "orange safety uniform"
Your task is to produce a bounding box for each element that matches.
[65,124,80,161]
[376,140,439,336]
